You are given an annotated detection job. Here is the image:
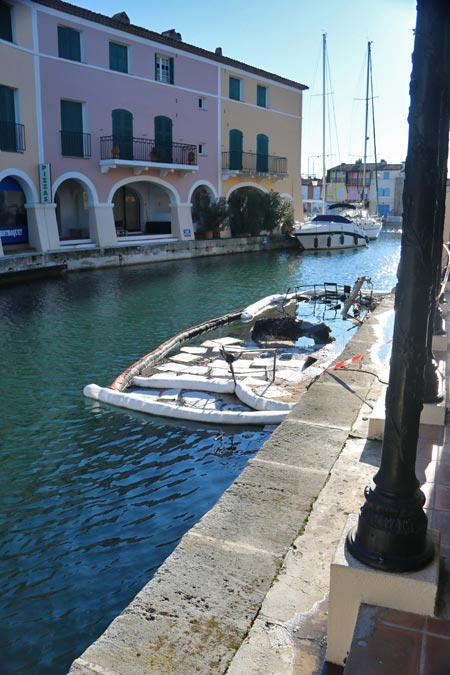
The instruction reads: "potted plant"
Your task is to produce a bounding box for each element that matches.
[203,197,229,239]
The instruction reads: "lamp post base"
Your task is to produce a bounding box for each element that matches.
[346,522,435,573]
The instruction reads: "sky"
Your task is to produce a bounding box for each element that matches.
[75,0,418,176]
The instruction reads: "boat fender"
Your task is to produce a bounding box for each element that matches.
[83,383,289,425]
[235,379,295,412]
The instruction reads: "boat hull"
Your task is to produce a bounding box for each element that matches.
[291,225,368,251]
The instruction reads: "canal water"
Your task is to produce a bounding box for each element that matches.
[0,231,401,674]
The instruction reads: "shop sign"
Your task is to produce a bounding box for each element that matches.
[0,226,29,244]
[39,163,52,203]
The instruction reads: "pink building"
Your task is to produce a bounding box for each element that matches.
[0,0,306,256]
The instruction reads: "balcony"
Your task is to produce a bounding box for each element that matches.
[0,121,25,153]
[60,131,91,158]
[99,136,198,176]
[222,151,288,179]
[346,177,371,187]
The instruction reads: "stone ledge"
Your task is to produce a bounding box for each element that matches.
[68,297,394,675]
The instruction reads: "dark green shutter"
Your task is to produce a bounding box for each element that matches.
[169,58,174,84]
[257,85,266,107]
[256,134,268,172]
[112,108,133,159]
[109,42,128,73]
[229,77,240,101]
[58,26,81,62]
[229,129,243,170]
[0,84,16,151]
[0,2,13,42]
[155,115,173,162]
[61,100,83,156]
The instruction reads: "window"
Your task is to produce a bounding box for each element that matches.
[0,2,13,42]
[109,42,128,73]
[229,76,242,101]
[383,171,390,180]
[112,108,133,160]
[61,100,88,157]
[257,85,268,108]
[154,115,173,162]
[229,129,243,169]
[378,187,391,197]
[198,97,208,110]
[256,133,268,172]
[198,143,207,156]
[58,26,81,62]
[155,54,174,84]
[0,84,24,152]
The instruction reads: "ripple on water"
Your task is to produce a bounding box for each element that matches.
[0,235,401,674]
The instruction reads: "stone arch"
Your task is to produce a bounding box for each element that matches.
[53,172,99,206]
[0,168,38,203]
[53,174,99,241]
[107,176,180,207]
[0,170,39,252]
[187,180,217,205]
[108,176,182,237]
[225,182,269,201]
[190,182,218,235]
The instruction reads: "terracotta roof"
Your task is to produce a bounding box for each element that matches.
[33,0,308,91]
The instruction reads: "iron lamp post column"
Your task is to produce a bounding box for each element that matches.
[347,0,450,572]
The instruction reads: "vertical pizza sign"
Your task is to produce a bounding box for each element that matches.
[39,163,52,203]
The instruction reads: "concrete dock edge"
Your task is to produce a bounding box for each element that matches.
[67,296,394,675]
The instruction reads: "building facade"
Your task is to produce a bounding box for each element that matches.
[0,0,306,257]
[327,161,405,218]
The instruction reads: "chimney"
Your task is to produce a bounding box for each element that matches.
[215,47,223,56]
[111,12,130,24]
[161,29,182,42]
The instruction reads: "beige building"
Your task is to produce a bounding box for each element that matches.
[219,64,305,222]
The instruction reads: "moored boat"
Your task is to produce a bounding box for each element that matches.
[290,214,368,251]
[83,282,382,426]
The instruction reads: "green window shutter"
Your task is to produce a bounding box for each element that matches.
[256,134,268,172]
[61,100,83,156]
[229,129,243,170]
[0,2,13,42]
[169,57,174,84]
[257,85,266,107]
[0,84,16,151]
[155,53,158,79]
[109,42,128,73]
[58,26,81,62]
[154,115,173,162]
[229,77,240,101]
[112,108,133,159]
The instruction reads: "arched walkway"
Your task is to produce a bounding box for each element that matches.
[190,183,218,237]
[108,177,193,240]
[0,176,29,250]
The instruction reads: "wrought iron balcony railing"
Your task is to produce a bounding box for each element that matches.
[222,151,287,175]
[60,131,91,158]
[0,121,25,153]
[100,136,197,165]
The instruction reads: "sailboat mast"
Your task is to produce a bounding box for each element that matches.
[362,41,372,204]
[322,32,326,215]
[369,42,380,215]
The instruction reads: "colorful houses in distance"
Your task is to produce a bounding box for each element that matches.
[325,161,405,219]
[0,0,307,257]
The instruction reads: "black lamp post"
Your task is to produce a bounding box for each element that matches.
[347,0,450,572]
